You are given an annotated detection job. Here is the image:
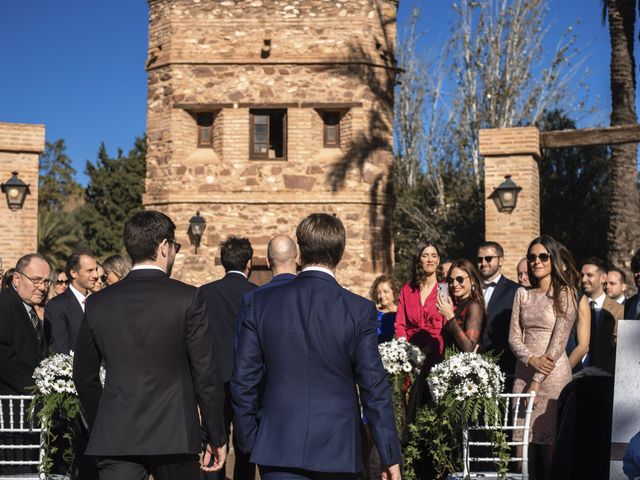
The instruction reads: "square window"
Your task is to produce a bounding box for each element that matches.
[250,109,287,160]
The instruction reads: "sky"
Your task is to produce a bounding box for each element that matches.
[0,1,615,185]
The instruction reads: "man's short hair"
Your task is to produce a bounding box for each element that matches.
[582,256,608,274]
[15,253,50,273]
[609,267,627,284]
[296,213,345,269]
[124,211,175,264]
[66,249,96,278]
[478,241,504,257]
[220,236,253,272]
[632,249,640,274]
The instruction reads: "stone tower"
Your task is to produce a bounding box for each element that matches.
[144,0,397,294]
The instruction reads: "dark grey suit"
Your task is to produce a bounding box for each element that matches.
[45,286,84,354]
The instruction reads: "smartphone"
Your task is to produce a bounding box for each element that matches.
[437,283,450,301]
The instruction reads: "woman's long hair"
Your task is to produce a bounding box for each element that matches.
[527,235,577,315]
[556,242,580,291]
[447,258,485,308]
[410,240,443,288]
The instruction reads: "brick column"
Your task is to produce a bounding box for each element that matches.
[479,127,541,280]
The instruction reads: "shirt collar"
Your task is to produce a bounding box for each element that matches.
[484,273,502,286]
[302,266,335,278]
[616,295,626,304]
[69,283,88,305]
[590,292,607,309]
[131,265,166,273]
[226,270,247,279]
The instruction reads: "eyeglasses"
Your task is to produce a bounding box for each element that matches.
[527,253,552,263]
[168,239,182,254]
[17,271,52,288]
[55,278,69,285]
[446,275,469,285]
[476,256,499,264]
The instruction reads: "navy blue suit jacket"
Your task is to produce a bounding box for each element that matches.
[481,275,519,376]
[45,286,84,354]
[231,270,400,473]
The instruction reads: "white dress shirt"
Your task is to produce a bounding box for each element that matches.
[302,266,335,278]
[482,274,502,306]
[69,283,88,312]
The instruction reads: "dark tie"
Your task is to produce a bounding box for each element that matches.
[29,308,43,344]
[484,282,497,289]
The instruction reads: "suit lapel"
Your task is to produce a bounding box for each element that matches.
[65,287,85,319]
[8,287,42,355]
[486,276,507,313]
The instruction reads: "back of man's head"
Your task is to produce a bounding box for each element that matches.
[267,235,297,274]
[296,213,345,269]
[220,236,253,272]
[124,210,176,264]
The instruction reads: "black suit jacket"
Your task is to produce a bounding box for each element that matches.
[45,286,84,354]
[481,275,520,376]
[200,273,258,383]
[624,293,639,319]
[72,269,226,456]
[0,287,47,394]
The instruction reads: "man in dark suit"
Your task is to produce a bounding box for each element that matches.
[477,241,520,387]
[0,253,50,475]
[624,249,640,320]
[581,257,624,373]
[45,249,99,353]
[73,211,227,480]
[231,213,401,480]
[200,235,257,480]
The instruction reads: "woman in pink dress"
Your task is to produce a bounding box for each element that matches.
[509,235,577,479]
[395,240,447,367]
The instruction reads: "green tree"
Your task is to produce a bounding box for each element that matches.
[79,136,146,257]
[38,139,83,212]
[538,110,611,265]
[38,209,82,268]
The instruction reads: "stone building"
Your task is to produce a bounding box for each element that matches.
[0,122,45,271]
[144,0,398,293]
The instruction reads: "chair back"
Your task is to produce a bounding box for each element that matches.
[0,395,43,473]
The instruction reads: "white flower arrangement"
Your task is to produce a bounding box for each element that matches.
[32,351,106,396]
[378,337,425,376]
[428,351,504,404]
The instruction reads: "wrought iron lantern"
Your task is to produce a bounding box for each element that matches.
[1,172,30,211]
[188,212,206,253]
[489,175,522,214]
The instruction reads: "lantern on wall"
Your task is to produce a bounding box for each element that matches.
[188,212,207,253]
[1,172,30,211]
[489,175,522,214]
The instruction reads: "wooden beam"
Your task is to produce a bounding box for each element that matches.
[541,124,640,149]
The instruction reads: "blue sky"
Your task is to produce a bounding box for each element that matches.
[0,1,614,184]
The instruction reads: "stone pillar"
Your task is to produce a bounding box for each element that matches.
[0,122,45,270]
[479,127,541,280]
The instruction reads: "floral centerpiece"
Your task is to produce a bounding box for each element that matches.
[404,349,508,480]
[378,337,424,438]
[29,352,104,478]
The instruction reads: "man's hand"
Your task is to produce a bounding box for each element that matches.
[201,443,227,472]
[528,355,555,375]
[381,463,401,480]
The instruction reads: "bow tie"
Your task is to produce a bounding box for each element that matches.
[483,282,497,289]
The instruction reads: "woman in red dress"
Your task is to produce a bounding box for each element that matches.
[395,240,447,368]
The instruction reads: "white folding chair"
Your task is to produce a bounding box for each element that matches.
[447,391,536,480]
[0,395,43,479]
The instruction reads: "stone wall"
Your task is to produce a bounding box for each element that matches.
[0,122,45,271]
[479,127,541,280]
[145,0,397,295]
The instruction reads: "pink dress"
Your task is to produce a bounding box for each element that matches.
[509,287,577,444]
[395,282,446,368]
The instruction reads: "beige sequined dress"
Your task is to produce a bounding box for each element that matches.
[508,287,577,445]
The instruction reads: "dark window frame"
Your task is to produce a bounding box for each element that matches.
[322,110,342,148]
[196,112,215,148]
[249,109,287,161]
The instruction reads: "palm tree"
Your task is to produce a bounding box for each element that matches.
[605,0,640,272]
[38,210,81,268]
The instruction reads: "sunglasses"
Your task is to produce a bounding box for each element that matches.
[100,274,108,283]
[476,255,499,264]
[55,279,69,285]
[446,275,469,285]
[527,253,552,263]
[168,239,182,254]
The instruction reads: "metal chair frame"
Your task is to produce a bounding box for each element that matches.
[448,391,536,480]
[0,395,44,479]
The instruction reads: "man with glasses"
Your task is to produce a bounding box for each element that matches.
[45,249,99,354]
[73,210,227,480]
[0,253,50,475]
[476,241,520,390]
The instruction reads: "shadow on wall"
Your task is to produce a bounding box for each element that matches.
[320,2,398,273]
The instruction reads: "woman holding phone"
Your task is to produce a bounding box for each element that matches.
[436,258,486,352]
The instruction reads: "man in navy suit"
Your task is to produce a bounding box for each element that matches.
[477,241,520,390]
[45,249,99,353]
[231,213,400,480]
